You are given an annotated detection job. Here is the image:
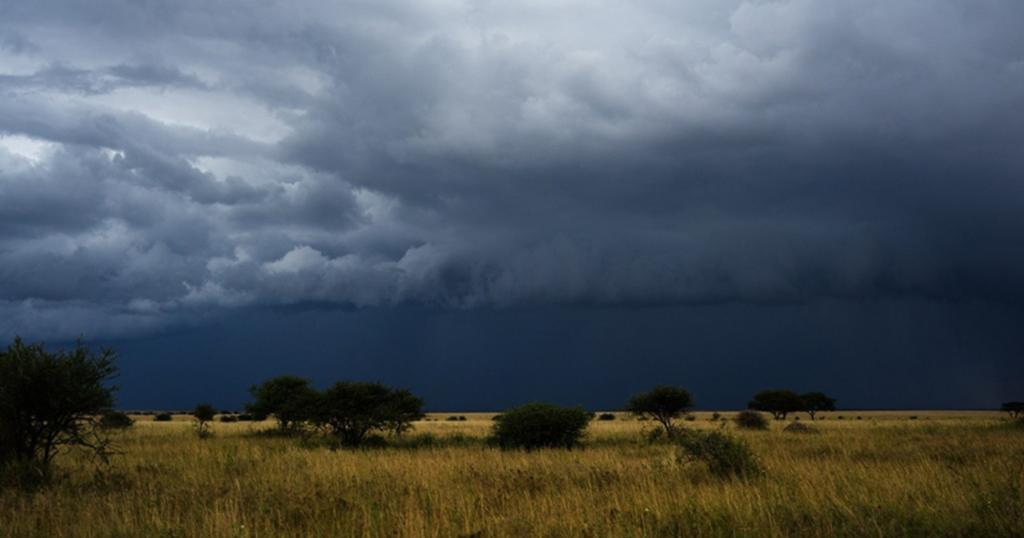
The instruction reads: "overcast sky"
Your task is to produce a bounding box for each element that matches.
[2,0,1023,410]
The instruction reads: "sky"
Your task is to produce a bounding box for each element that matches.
[1,0,1023,411]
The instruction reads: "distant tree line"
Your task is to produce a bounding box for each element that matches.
[31,334,1024,488]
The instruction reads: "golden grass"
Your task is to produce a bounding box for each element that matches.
[2,412,1022,537]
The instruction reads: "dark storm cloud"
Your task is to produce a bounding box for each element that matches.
[2,0,1024,339]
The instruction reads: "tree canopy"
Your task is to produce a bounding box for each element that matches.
[312,381,425,447]
[246,375,318,432]
[748,389,803,420]
[800,392,837,420]
[624,385,694,436]
[0,337,119,470]
[1001,401,1024,419]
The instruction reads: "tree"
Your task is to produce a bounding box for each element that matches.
[625,386,694,436]
[748,389,803,420]
[246,375,318,432]
[1001,401,1024,419]
[801,392,837,420]
[0,336,119,472]
[192,403,216,439]
[312,381,425,447]
[490,402,592,450]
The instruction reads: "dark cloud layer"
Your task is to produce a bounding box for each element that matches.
[2,1,1023,406]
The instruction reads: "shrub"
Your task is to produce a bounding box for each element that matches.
[678,430,762,480]
[98,411,135,430]
[710,412,722,422]
[598,413,616,421]
[236,413,255,421]
[783,422,818,434]
[219,415,239,423]
[446,416,460,421]
[154,413,173,422]
[490,402,591,450]
[458,416,467,421]
[312,381,425,447]
[734,410,769,430]
[192,403,216,439]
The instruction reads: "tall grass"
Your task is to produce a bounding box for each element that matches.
[1,412,1021,537]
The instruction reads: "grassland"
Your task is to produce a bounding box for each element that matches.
[1,411,1021,537]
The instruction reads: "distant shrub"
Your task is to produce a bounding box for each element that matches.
[734,410,769,430]
[678,430,762,480]
[154,413,173,422]
[490,402,591,450]
[783,422,818,434]
[446,416,460,421]
[98,411,135,430]
[909,416,918,420]
[685,414,697,422]
[710,412,722,422]
[219,415,239,423]
[856,416,862,420]
[458,416,467,421]
[236,413,255,421]
[597,413,616,421]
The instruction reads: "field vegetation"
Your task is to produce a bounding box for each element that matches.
[2,411,1021,537]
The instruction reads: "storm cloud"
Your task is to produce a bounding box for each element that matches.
[2,0,1024,343]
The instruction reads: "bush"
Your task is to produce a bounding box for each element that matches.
[597,413,616,421]
[734,410,769,430]
[154,413,173,422]
[98,411,135,430]
[783,422,818,434]
[490,402,591,450]
[219,415,239,423]
[446,415,460,421]
[312,381,425,447]
[236,413,255,421]
[710,412,722,422]
[192,403,216,439]
[678,430,762,480]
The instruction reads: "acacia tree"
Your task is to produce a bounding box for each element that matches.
[1002,402,1024,419]
[801,392,837,420]
[0,337,119,471]
[625,386,695,436]
[192,403,216,439]
[748,389,803,420]
[246,375,318,433]
[312,381,424,447]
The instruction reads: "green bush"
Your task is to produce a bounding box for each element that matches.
[154,413,173,422]
[490,402,591,450]
[783,422,818,434]
[678,430,762,480]
[597,413,616,421]
[219,415,239,423]
[734,410,769,430]
[98,411,135,430]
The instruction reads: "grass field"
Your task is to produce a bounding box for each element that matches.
[2,411,1022,537]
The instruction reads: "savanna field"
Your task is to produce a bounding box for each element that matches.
[1,411,1022,538]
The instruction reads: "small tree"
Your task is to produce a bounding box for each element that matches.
[748,389,803,420]
[1001,402,1024,419]
[312,381,424,447]
[0,336,119,473]
[801,392,837,420]
[246,375,318,433]
[734,410,769,430]
[625,386,694,437]
[192,403,216,439]
[490,402,591,450]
